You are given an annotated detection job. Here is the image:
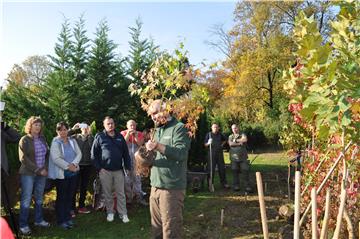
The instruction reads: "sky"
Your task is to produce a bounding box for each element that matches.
[0,0,237,86]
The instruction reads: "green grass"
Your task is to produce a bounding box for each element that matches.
[9,151,290,239]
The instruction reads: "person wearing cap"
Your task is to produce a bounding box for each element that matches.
[228,124,252,192]
[68,122,94,215]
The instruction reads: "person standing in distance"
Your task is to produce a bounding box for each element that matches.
[91,116,131,223]
[145,100,191,239]
[204,123,229,189]
[69,122,94,214]
[228,124,252,192]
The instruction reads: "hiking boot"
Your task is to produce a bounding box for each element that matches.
[120,214,130,223]
[107,213,114,222]
[20,226,31,235]
[34,220,50,227]
[78,207,91,214]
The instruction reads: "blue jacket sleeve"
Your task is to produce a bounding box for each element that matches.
[122,137,132,171]
[91,134,102,170]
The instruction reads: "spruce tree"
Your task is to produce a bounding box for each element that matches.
[125,18,158,129]
[71,15,92,123]
[87,20,127,127]
[43,18,75,123]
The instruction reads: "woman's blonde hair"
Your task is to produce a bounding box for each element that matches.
[24,116,43,134]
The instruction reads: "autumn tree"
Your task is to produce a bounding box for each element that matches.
[129,43,205,136]
[7,55,51,86]
[283,1,360,236]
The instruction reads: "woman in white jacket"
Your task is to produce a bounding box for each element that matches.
[48,122,81,229]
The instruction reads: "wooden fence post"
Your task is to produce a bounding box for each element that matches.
[256,172,269,239]
[319,190,330,239]
[299,142,352,227]
[311,188,318,239]
[294,171,301,239]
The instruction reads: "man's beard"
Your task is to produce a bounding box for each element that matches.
[154,121,165,128]
[153,115,169,128]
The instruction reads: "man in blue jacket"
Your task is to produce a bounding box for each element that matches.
[91,116,131,223]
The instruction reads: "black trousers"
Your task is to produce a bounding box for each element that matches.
[207,149,227,185]
[55,176,77,224]
[72,165,93,209]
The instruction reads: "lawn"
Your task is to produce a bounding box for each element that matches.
[8,151,291,239]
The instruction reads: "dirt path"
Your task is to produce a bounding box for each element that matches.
[183,168,291,239]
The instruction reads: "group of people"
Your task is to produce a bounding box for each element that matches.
[1,99,191,239]
[16,116,147,234]
[2,99,252,239]
[204,123,252,193]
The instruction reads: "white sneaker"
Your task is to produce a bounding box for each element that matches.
[121,214,130,223]
[20,226,31,235]
[106,213,114,222]
[34,220,50,227]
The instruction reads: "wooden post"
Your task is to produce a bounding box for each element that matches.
[333,173,347,239]
[343,209,354,239]
[319,190,330,239]
[299,142,352,227]
[220,208,224,227]
[256,172,269,239]
[287,163,291,200]
[311,188,318,239]
[294,171,301,239]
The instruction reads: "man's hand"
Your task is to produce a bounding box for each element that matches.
[207,138,213,145]
[146,140,158,151]
[39,169,48,176]
[72,123,80,130]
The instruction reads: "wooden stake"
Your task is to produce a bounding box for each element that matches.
[343,209,354,239]
[220,208,224,227]
[294,171,301,239]
[299,141,352,227]
[311,188,318,239]
[256,172,269,239]
[319,190,330,239]
[287,163,291,200]
[333,172,347,239]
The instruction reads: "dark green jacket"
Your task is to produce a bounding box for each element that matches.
[150,117,191,190]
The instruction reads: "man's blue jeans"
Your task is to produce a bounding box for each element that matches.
[19,175,47,228]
